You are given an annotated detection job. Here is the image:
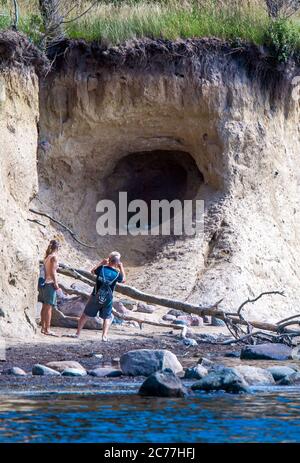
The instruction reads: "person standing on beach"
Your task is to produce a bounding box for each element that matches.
[38,239,61,336]
[74,252,126,342]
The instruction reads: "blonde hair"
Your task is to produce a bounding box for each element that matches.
[45,239,60,259]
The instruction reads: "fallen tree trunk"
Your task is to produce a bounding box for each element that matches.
[53,262,300,343]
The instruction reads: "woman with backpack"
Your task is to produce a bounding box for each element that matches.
[74,252,126,341]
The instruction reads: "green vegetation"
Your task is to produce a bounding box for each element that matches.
[0,1,300,62]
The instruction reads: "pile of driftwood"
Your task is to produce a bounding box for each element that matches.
[56,263,300,347]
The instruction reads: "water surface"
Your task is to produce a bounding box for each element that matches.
[0,385,300,443]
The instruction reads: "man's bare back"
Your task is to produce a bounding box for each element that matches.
[44,254,59,289]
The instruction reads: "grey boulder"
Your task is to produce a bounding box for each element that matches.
[240,343,292,361]
[120,349,183,376]
[2,367,27,376]
[62,368,87,377]
[32,364,61,376]
[139,369,187,397]
[184,365,208,380]
[46,361,86,373]
[267,366,296,382]
[235,365,275,385]
[191,367,249,394]
[89,368,122,378]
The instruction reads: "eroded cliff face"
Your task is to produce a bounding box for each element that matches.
[37,40,300,322]
[0,68,39,337]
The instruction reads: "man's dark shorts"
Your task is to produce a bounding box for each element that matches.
[84,295,113,320]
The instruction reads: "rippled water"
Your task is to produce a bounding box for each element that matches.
[0,385,300,443]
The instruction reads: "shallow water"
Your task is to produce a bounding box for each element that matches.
[0,384,300,443]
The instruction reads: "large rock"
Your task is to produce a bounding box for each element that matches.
[235,365,275,385]
[57,295,88,317]
[277,372,300,385]
[184,365,208,380]
[50,308,103,330]
[46,361,86,373]
[139,369,187,397]
[267,366,297,382]
[191,367,249,393]
[240,343,292,361]
[32,364,61,376]
[62,368,87,377]
[89,368,122,378]
[2,367,27,376]
[120,349,183,376]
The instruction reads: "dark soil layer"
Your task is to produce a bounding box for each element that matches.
[0,31,48,75]
[0,334,239,391]
[47,36,300,105]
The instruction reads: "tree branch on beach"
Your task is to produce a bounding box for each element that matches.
[54,262,300,346]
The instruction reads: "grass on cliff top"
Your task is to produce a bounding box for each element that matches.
[0,1,300,62]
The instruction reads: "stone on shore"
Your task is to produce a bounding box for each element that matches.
[277,372,300,385]
[162,314,177,322]
[2,367,27,376]
[191,367,249,393]
[167,309,185,317]
[120,349,183,376]
[89,368,123,378]
[240,343,292,361]
[136,302,157,314]
[32,364,61,376]
[211,316,226,327]
[139,369,187,397]
[197,357,214,368]
[62,368,87,377]
[46,361,86,373]
[267,366,296,382]
[184,365,208,380]
[235,365,275,385]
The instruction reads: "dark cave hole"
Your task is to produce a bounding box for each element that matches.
[104,150,204,229]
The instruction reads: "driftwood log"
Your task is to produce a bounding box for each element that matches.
[53,262,300,345]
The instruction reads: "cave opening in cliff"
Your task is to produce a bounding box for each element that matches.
[104,150,204,230]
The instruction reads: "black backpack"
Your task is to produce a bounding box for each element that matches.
[96,266,119,307]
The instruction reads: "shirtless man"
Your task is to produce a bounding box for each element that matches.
[39,239,61,336]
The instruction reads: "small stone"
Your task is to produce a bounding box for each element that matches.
[167,309,185,317]
[198,357,214,368]
[112,357,120,365]
[2,367,27,376]
[118,299,137,311]
[46,361,86,373]
[62,368,87,377]
[184,365,208,380]
[136,302,156,314]
[32,364,61,376]
[211,316,226,327]
[173,319,188,326]
[139,369,187,398]
[162,314,177,322]
[182,338,198,347]
[89,368,122,378]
